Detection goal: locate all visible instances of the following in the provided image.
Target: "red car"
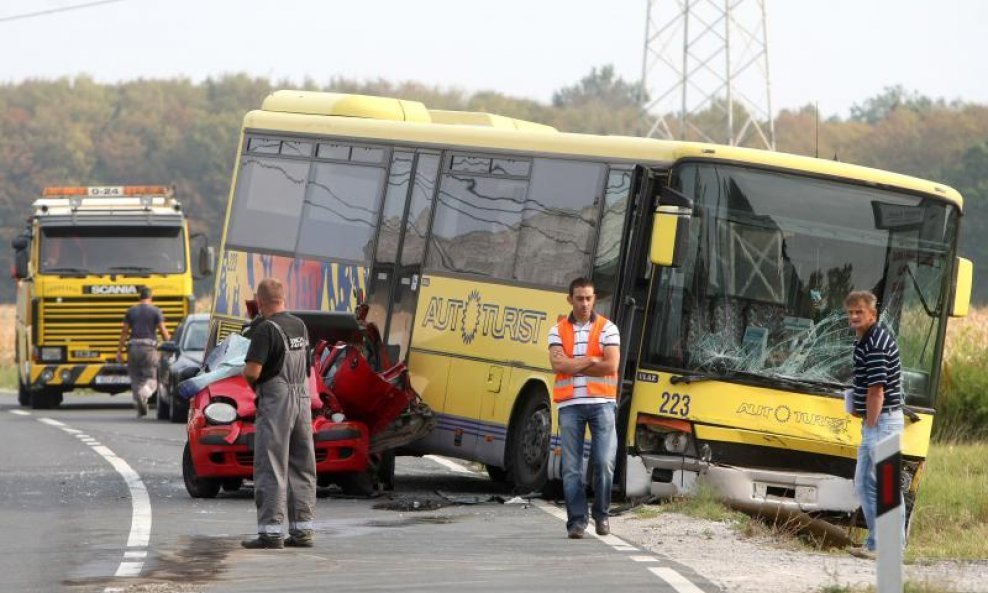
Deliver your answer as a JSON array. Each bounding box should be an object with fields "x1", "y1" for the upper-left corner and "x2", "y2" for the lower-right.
[{"x1": 181, "y1": 310, "x2": 432, "y2": 498}]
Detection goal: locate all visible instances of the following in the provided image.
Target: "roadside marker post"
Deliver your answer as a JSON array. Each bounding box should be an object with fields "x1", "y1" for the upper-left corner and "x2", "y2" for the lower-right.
[{"x1": 875, "y1": 432, "x2": 903, "y2": 593}]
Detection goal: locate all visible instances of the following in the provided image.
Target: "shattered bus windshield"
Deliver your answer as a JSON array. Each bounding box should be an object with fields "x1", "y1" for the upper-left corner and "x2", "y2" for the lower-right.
[{"x1": 644, "y1": 162, "x2": 958, "y2": 406}]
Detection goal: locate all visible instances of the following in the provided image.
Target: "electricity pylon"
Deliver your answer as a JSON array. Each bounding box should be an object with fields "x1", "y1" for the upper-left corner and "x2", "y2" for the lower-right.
[{"x1": 640, "y1": 0, "x2": 775, "y2": 149}]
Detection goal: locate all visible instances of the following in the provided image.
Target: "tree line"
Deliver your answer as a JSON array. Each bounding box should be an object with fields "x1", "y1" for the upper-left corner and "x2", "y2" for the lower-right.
[{"x1": 2, "y1": 69, "x2": 986, "y2": 302}]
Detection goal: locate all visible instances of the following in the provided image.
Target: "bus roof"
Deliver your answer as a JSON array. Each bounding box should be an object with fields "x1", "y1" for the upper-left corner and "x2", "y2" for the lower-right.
[{"x1": 251, "y1": 91, "x2": 963, "y2": 210}]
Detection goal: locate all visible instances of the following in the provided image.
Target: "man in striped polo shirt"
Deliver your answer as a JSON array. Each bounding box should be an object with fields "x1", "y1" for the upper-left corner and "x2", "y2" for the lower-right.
[
  {"x1": 845, "y1": 290, "x2": 904, "y2": 558},
  {"x1": 549, "y1": 277, "x2": 621, "y2": 539}
]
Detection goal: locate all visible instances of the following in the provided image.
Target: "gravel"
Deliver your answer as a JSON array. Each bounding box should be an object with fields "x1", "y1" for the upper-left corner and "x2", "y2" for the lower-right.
[{"x1": 610, "y1": 511, "x2": 988, "y2": 592}]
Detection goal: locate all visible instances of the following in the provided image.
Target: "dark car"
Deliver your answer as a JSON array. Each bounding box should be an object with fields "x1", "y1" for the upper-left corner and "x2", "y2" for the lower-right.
[{"x1": 156, "y1": 313, "x2": 209, "y2": 423}]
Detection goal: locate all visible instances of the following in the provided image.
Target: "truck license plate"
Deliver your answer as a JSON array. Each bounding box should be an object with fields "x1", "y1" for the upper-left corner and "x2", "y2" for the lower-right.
[{"x1": 95, "y1": 375, "x2": 131, "y2": 385}]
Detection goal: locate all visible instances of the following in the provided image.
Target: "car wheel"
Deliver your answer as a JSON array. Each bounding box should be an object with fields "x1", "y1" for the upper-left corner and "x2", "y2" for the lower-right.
[
  {"x1": 221, "y1": 478, "x2": 244, "y2": 493},
  {"x1": 376, "y1": 451, "x2": 396, "y2": 492},
  {"x1": 339, "y1": 470, "x2": 376, "y2": 496},
  {"x1": 30, "y1": 387, "x2": 63, "y2": 410},
  {"x1": 170, "y1": 393, "x2": 189, "y2": 424},
  {"x1": 505, "y1": 392, "x2": 550, "y2": 494},
  {"x1": 182, "y1": 441, "x2": 221, "y2": 498},
  {"x1": 156, "y1": 384, "x2": 171, "y2": 420}
]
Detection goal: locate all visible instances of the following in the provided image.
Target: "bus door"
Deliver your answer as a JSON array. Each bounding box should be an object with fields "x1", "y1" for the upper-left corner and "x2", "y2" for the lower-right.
[
  {"x1": 594, "y1": 165, "x2": 665, "y2": 496},
  {"x1": 367, "y1": 150, "x2": 440, "y2": 364}
]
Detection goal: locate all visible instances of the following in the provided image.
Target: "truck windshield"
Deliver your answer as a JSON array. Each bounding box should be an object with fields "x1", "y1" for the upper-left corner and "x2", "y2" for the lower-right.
[
  {"x1": 40, "y1": 226, "x2": 186, "y2": 275},
  {"x1": 643, "y1": 163, "x2": 958, "y2": 407}
]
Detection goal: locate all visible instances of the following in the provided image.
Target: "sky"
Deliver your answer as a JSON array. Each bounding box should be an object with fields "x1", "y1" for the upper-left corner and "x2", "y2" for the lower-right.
[{"x1": 0, "y1": 0, "x2": 985, "y2": 118}]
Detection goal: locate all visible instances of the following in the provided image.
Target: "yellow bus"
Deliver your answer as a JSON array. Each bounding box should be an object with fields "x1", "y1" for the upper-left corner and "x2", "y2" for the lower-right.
[
  {"x1": 11, "y1": 186, "x2": 214, "y2": 409},
  {"x1": 209, "y1": 90, "x2": 972, "y2": 527}
]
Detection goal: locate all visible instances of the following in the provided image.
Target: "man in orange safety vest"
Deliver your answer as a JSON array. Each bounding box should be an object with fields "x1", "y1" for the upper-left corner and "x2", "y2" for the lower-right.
[{"x1": 548, "y1": 277, "x2": 621, "y2": 539}]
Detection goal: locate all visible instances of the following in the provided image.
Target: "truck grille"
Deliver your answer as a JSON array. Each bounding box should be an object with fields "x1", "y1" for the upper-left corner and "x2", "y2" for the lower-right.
[{"x1": 40, "y1": 296, "x2": 187, "y2": 355}]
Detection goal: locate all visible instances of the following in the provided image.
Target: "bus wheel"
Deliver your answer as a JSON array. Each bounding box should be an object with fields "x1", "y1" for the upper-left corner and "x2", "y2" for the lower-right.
[
  {"x1": 182, "y1": 442, "x2": 220, "y2": 498},
  {"x1": 485, "y1": 464, "x2": 508, "y2": 483},
  {"x1": 30, "y1": 388, "x2": 62, "y2": 410},
  {"x1": 506, "y1": 394, "x2": 550, "y2": 494}
]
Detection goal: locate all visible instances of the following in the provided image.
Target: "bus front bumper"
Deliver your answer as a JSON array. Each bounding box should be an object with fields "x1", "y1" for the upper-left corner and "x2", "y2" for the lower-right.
[{"x1": 629, "y1": 453, "x2": 857, "y2": 513}]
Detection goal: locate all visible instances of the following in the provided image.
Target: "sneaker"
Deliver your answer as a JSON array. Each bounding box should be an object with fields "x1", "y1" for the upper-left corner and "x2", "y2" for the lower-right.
[
  {"x1": 241, "y1": 534, "x2": 284, "y2": 549},
  {"x1": 567, "y1": 526, "x2": 585, "y2": 539},
  {"x1": 285, "y1": 530, "x2": 314, "y2": 548},
  {"x1": 595, "y1": 518, "x2": 610, "y2": 536},
  {"x1": 848, "y1": 546, "x2": 876, "y2": 560}
]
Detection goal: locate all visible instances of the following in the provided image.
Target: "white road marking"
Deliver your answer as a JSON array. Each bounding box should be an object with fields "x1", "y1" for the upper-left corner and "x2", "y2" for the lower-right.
[
  {"x1": 9, "y1": 410, "x2": 31, "y2": 416},
  {"x1": 422, "y1": 456, "x2": 707, "y2": 592},
  {"x1": 32, "y1": 417, "x2": 152, "y2": 583},
  {"x1": 424, "y1": 455, "x2": 475, "y2": 474},
  {"x1": 649, "y1": 567, "x2": 707, "y2": 593}
]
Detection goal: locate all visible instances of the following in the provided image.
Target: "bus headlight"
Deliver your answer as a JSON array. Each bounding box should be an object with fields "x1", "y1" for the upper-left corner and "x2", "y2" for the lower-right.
[
  {"x1": 635, "y1": 413, "x2": 695, "y2": 456},
  {"x1": 663, "y1": 431, "x2": 690, "y2": 454},
  {"x1": 204, "y1": 401, "x2": 238, "y2": 424}
]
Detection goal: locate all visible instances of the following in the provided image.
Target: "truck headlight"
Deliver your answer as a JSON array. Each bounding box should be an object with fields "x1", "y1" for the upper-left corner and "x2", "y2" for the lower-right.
[
  {"x1": 204, "y1": 401, "x2": 237, "y2": 424},
  {"x1": 40, "y1": 347, "x2": 64, "y2": 362}
]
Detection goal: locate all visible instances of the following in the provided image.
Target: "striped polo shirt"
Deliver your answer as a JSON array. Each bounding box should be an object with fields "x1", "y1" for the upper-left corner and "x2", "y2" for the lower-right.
[
  {"x1": 548, "y1": 312, "x2": 621, "y2": 408},
  {"x1": 851, "y1": 323, "x2": 902, "y2": 415}
]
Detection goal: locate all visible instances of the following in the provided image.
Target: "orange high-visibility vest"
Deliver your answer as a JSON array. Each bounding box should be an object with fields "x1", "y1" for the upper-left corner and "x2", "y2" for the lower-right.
[{"x1": 553, "y1": 315, "x2": 618, "y2": 403}]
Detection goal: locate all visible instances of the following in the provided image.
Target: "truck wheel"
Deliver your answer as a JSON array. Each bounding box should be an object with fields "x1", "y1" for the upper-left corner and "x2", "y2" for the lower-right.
[
  {"x1": 182, "y1": 442, "x2": 220, "y2": 498},
  {"x1": 17, "y1": 379, "x2": 30, "y2": 407},
  {"x1": 30, "y1": 388, "x2": 62, "y2": 410},
  {"x1": 505, "y1": 393, "x2": 550, "y2": 494},
  {"x1": 155, "y1": 384, "x2": 171, "y2": 420}
]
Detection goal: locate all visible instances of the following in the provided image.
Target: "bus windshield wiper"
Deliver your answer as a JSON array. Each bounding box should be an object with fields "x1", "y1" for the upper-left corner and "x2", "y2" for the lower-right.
[
  {"x1": 46, "y1": 266, "x2": 90, "y2": 275},
  {"x1": 670, "y1": 371, "x2": 716, "y2": 385}
]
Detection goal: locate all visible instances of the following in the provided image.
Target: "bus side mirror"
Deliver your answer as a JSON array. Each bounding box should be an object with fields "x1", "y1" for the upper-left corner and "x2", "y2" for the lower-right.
[
  {"x1": 649, "y1": 187, "x2": 692, "y2": 267},
  {"x1": 950, "y1": 257, "x2": 973, "y2": 318}
]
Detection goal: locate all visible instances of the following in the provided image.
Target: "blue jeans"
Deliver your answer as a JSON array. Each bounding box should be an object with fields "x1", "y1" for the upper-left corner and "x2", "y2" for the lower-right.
[
  {"x1": 854, "y1": 409, "x2": 905, "y2": 551},
  {"x1": 558, "y1": 402, "x2": 617, "y2": 531}
]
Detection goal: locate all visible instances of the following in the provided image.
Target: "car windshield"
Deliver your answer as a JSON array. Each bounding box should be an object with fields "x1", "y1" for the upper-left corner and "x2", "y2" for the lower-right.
[
  {"x1": 643, "y1": 162, "x2": 958, "y2": 407},
  {"x1": 40, "y1": 225, "x2": 186, "y2": 275},
  {"x1": 182, "y1": 321, "x2": 209, "y2": 351}
]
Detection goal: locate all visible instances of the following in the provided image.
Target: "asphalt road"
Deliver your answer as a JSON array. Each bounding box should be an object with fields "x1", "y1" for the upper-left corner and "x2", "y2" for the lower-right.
[{"x1": 0, "y1": 390, "x2": 720, "y2": 593}]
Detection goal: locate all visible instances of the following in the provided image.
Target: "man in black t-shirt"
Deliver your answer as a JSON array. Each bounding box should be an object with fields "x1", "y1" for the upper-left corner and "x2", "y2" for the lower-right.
[
  {"x1": 116, "y1": 287, "x2": 170, "y2": 418},
  {"x1": 241, "y1": 278, "x2": 317, "y2": 550}
]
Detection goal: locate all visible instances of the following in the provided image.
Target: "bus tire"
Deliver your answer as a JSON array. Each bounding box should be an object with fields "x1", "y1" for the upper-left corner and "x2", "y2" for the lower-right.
[
  {"x1": 30, "y1": 388, "x2": 62, "y2": 410},
  {"x1": 182, "y1": 442, "x2": 220, "y2": 498},
  {"x1": 505, "y1": 391, "x2": 551, "y2": 494}
]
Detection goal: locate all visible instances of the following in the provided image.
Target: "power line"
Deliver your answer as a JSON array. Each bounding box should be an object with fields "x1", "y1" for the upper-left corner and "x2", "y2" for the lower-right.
[{"x1": 0, "y1": 0, "x2": 127, "y2": 24}]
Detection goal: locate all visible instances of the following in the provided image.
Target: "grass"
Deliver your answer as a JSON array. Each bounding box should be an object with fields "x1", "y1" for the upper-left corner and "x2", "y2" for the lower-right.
[{"x1": 907, "y1": 441, "x2": 988, "y2": 561}]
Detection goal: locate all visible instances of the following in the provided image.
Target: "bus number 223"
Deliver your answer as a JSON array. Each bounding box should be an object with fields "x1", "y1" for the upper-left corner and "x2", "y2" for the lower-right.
[{"x1": 660, "y1": 391, "x2": 691, "y2": 417}]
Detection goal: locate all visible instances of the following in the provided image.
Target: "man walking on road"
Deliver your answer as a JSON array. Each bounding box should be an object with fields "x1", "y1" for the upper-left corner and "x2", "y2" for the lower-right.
[
  {"x1": 548, "y1": 277, "x2": 621, "y2": 540},
  {"x1": 845, "y1": 290, "x2": 905, "y2": 559},
  {"x1": 241, "y1": 278, "x2": 317, "y2": 550},
  {"x1": 116, "y1": 287, "x2": 170, "y2": 418}
]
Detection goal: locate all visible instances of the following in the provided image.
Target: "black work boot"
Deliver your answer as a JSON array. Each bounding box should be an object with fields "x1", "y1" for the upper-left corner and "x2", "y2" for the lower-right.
[
  {"x1": 241, "y1": 534, "x2": 284, "y2": 549},
  {"x1": 285, "y1": 529, "x2": 315, "y2": 548}
]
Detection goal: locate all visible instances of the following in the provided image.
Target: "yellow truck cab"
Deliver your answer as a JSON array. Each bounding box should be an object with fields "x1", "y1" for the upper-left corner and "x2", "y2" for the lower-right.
[{"x1": 11, "y1": 186, "x2": 213, "y2": 408}]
